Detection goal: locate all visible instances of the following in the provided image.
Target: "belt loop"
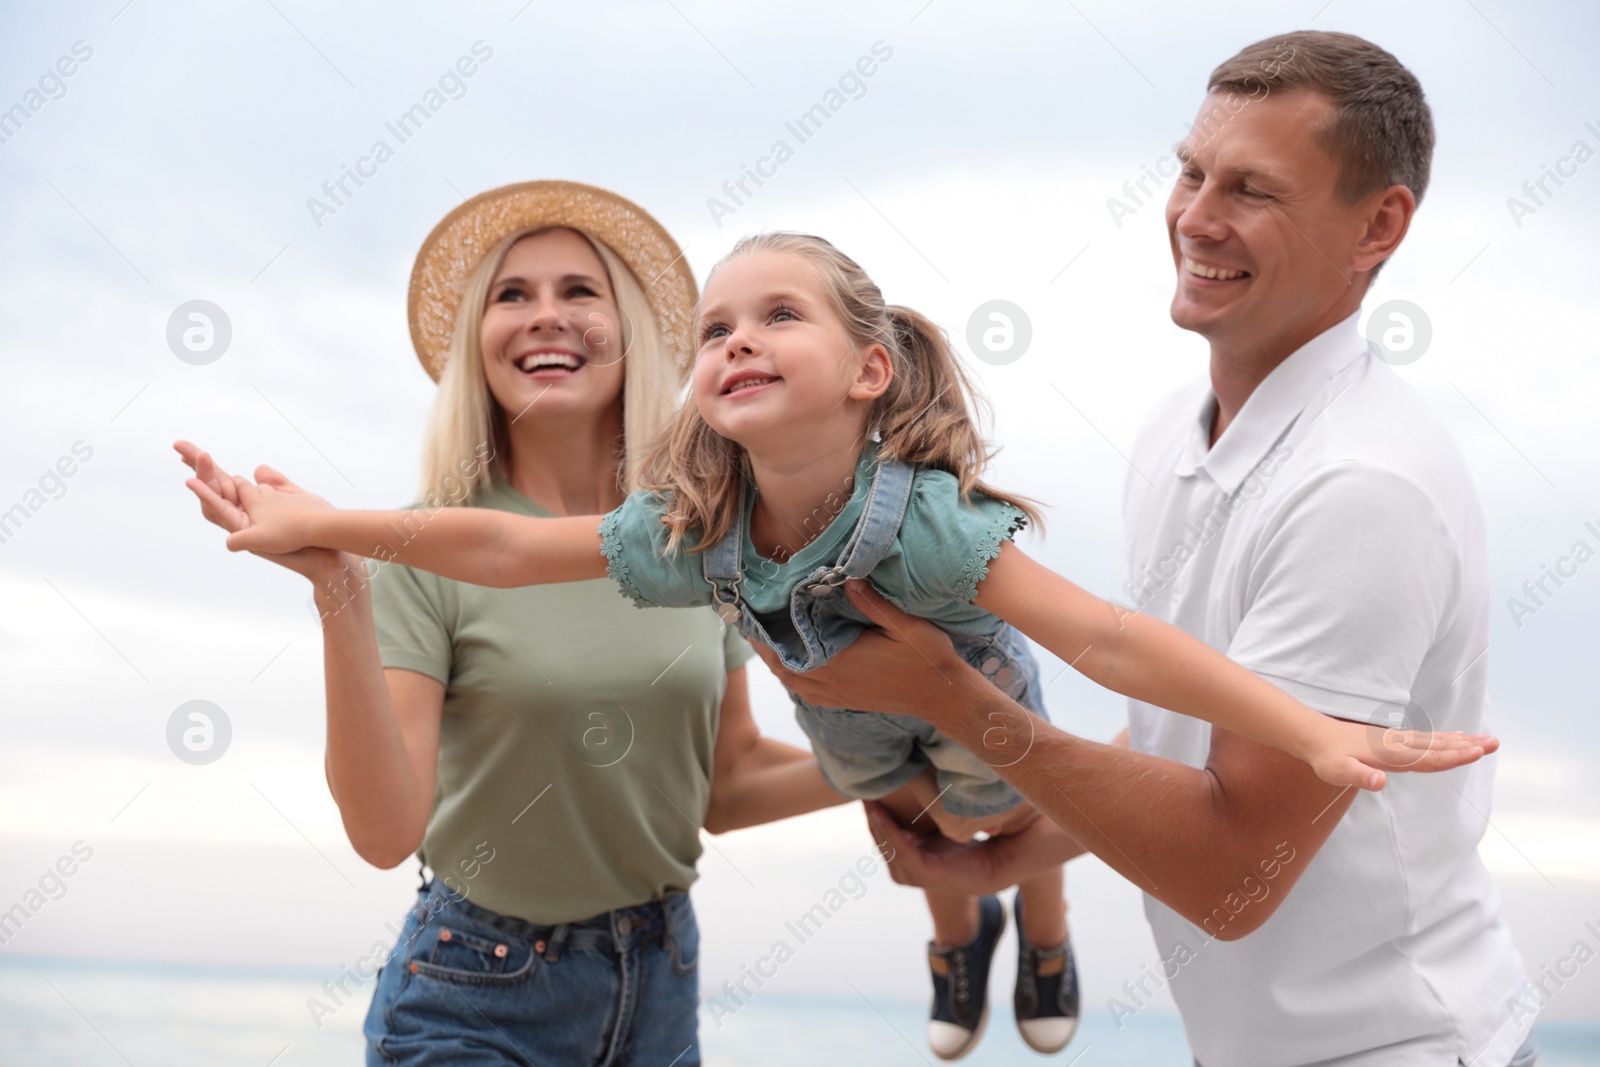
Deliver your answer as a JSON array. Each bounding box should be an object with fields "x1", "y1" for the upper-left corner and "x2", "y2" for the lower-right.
[
  {"x1": 544, "y1": 922, "x2": 570, "y2": 962},
  {"x1": 660, "y1": 892, "x2": 678, "y2": 954}
]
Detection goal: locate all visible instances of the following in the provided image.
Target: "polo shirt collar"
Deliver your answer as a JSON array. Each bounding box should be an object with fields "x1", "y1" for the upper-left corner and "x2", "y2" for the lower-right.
[{"x1": 1174, "y1": 309, "x2": 1368, "y2": 495}]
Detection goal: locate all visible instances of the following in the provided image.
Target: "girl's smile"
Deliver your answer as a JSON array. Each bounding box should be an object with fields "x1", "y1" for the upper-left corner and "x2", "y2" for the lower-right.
[{"x1": 720, "y1": 369, "x2": 783, "y2": 398}]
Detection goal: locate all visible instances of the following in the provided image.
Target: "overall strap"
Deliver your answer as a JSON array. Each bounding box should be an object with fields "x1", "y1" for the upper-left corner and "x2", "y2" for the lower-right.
[
  {"x1": 700, "y1": 482, "x2": 748, "y2": 611},
  {"x1": 698, "y1": 477, "x2": 819, "y2": 669},
  {"x1": 822, "y1": 450, "x2": 916, "y2": 585}
]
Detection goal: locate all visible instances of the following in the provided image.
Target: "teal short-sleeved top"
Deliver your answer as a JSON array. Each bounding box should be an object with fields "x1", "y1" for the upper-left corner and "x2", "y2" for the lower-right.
[{"x1": 597, "y1": 441, "x2": 1029, "y2": 638}]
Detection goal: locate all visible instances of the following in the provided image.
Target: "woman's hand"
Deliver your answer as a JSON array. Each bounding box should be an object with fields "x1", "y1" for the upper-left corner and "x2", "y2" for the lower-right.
[
  {"x1": 1306, "y1": 716, "x2": 1499, "y2": 791},
  {"x1": 175, "y1": 440, "x2": 346, "y2": 583}
]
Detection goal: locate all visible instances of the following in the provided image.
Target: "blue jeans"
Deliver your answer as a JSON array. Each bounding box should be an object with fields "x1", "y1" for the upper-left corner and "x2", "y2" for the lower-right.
[{"x1": 364, "y1": 879, "x2": 701, "y2": 1066}]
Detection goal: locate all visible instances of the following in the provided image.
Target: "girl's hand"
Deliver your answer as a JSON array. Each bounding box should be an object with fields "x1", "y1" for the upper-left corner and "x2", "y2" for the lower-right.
[
  {"x1": 175, "y1": 441, "x2": 341, "y2": 573},
  {"x1": 1308, "y1": 717, "x2": 1499, "y2": 791},
  {"x1": 222, "y1": 479, "x2": 331, "y2": 555}
]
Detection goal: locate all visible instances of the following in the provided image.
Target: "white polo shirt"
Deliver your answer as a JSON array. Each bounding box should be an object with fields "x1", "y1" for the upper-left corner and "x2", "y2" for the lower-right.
[{"x1": 1122, "y1": 310, "x2": 1533, "y2": 1067}]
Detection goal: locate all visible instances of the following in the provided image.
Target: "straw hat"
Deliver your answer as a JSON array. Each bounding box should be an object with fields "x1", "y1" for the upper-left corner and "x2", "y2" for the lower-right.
[{"x1": 407, "y1": 180, "x2": 698, "y2": 382}]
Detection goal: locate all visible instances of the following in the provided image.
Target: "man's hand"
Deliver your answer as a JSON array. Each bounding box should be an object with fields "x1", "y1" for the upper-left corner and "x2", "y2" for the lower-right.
[
  {"x1": 746, "y1": 578, "x2": 976, "y2": 724},
  {"x1": 864, "y1": 800, "x2": 1085, "y2": 896}
]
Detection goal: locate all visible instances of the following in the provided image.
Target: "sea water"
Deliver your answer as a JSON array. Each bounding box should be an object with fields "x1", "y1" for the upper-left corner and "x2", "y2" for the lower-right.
[{"x1": 2, "y1": 956, "x2": 1595, "y2": 1065}]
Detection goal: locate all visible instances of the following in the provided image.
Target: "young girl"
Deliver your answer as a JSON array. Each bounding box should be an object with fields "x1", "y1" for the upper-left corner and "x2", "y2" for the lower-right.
[{"x1": 216, "y1": 233, "x2": 1488, "y2": 1060}]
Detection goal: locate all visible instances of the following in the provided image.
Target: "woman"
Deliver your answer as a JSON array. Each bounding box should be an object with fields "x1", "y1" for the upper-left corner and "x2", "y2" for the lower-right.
[{"x1": 177, "y1": 181, "x2": 844, "y2": 1065}]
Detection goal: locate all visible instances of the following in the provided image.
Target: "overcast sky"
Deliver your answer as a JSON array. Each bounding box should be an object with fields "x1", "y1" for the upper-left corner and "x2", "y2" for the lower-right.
[{"x1": 1, "y1": 0, "x2": 1596, "y2": 1037}]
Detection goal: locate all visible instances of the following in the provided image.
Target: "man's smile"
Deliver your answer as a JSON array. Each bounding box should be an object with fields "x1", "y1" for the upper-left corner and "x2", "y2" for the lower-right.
[{"x1": 1182, "y1": 256, "x2": 1252, "y2": 282}]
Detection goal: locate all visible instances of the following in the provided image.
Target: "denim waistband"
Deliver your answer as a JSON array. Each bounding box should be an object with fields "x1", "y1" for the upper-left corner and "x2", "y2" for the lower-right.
[{"x1": 415, "y1": 879, "x2": 688, "y2": 962}]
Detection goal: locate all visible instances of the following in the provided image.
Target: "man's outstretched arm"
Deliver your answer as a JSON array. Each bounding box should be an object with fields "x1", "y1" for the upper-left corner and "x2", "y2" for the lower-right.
[{"x1": 756, "y1": 579, "x2": 1363, "y2": 940}]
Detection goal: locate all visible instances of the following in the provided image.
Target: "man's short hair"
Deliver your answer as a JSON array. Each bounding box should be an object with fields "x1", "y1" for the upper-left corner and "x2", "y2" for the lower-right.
[{"x1": 1210, "y1": 31, "x2": 1435, "y2": 207}]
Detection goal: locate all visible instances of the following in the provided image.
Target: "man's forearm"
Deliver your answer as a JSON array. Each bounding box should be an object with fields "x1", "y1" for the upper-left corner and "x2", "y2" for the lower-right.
[
  {"x1": 928, "y1": 681, "x2": 1335, "y2": 937},
  {"x1": 784, "y1": 579, "x2": 1349, "y2": 935}
]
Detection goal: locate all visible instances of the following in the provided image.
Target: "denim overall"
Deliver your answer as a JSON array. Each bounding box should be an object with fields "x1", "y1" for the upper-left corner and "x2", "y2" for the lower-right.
[{"x1": 701, "y1": 449, "x2": 1050, "y2": 819}]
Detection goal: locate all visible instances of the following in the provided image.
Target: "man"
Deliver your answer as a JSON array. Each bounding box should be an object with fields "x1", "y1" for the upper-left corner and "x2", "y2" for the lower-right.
[{"x1": 753, "y1": 30, "x2": 1536, "y2": 1067}]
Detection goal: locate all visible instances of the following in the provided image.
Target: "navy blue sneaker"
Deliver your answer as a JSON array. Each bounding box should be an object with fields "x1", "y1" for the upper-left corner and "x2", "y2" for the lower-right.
[
  {"x1": 926, "y1": 895, "x2": 1005, "y2": 1060},
  {"x1": 1012, "y1": 894, "x2": 1080, "y2": 1053}
]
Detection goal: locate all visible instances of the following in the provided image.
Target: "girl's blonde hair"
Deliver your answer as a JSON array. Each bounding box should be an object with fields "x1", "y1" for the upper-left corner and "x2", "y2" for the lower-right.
[
  {"x1": 417, "y1": 225, "x2": 681, "y2": 507},
  {"x1": 641, "y1": 232, "x2": 1045, "y2": 555}
]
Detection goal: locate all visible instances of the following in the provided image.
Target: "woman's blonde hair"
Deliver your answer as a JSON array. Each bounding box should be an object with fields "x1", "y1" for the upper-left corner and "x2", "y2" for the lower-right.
[
  {"x1": 416, "y1": 225, "x2": 681, "y2": 507},
  {"x1": 641, "y1": 232, "x2": 1044, "y2": 555}
]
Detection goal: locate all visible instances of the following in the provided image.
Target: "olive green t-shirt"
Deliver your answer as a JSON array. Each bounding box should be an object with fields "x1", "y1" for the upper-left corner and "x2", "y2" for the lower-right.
[{"x1": 370, "y1": 477, "x2": 754, "y2": 925}]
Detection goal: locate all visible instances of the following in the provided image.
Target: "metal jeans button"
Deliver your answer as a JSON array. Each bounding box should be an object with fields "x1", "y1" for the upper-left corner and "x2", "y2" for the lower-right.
[{"x1": 617, "y1": 916, "x2": 632, "y2": 936}]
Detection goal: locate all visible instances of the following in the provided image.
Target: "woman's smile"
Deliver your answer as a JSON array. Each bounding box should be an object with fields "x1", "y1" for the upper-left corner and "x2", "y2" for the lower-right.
[{"x1": 512, "y1": 345, "x2": 589, "y2": 379}]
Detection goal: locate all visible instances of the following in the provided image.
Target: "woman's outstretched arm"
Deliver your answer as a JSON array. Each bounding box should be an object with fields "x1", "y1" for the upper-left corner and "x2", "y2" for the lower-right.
[
  {"x1": 225, "y1": 477, "x2": 608, "y2": 588},
  {"x1": 973, "y1": 542, "x2": 1490, "y2": 791},
  {"x1": 178, "y1": 443, "x2": 441, "y2": 867}
]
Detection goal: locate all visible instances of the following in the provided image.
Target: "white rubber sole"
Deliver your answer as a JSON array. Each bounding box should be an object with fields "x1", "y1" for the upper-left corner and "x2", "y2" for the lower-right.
[
  {"x1": 1018, "y1": 1012, "x2": 1080, "y2": 1055},
  {"x1": 928, "y1": 1004, "x2": 989, "y2": 1062}
]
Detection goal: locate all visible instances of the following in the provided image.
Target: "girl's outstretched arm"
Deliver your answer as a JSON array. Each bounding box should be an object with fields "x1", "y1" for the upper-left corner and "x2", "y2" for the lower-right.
[
  {"x1": 225, "y1": 478, "x2": 607, "y2": 588},
  {"x1": 973, "y1": 542, "x2": 1490, "y2": 791}
]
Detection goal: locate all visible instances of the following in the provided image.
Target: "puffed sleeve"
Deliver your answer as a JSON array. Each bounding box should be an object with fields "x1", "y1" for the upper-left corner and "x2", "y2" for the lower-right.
[
  {"x1": 597, "y1": 489, "x2": 715, "y2": 609},
  {"x1": 898, "y1": 468, "x2": 1030, "y2": 605}
]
